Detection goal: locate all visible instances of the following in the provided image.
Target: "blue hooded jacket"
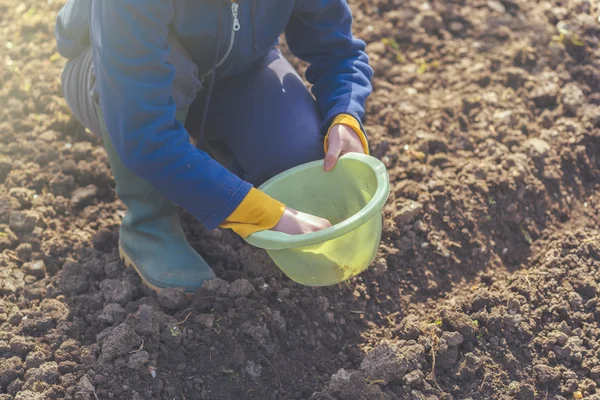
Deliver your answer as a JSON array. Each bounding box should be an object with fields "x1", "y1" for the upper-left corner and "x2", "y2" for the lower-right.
[{"x1": 55, "y1": 0, "x2": 373, "y2": 230}]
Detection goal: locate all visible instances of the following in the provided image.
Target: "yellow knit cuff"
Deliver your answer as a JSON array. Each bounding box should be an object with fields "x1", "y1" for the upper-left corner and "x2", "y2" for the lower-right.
[
  {"x1": 324, "y1": 114, "x2": 369, "y2": 155},
  {"x1": 219, "y1": 188, "x2": 286, "y2": 238}
]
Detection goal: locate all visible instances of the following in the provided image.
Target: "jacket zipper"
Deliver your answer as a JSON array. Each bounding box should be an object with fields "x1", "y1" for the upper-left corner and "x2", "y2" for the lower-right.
[{"x1": 201, "y1": 1, "x2": 240, "y2": 80}]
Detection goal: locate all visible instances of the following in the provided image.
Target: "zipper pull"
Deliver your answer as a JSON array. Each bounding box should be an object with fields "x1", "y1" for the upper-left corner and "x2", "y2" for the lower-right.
[{"x1": 231, "y1": 2, "x2": 241, "y2": 31}]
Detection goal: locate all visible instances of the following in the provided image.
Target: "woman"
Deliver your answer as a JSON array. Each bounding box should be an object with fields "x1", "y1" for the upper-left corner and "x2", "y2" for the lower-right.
[{"x1": 55, "y1": 0, "x2": 373, "y2": 292}]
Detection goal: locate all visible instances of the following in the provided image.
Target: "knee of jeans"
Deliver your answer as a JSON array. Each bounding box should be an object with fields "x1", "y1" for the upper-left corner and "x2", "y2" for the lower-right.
[{"x1": 245, "y1": 140, "x2": 324, "y2": 187}]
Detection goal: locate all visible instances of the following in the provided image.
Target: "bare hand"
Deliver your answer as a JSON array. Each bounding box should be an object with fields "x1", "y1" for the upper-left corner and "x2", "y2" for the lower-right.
[
  {"x1": 323, "y1": 124, "x2": 365, "y2": 172},
  {"x1": 271, "y1": 207, "x2": 332, "y2": 235}
]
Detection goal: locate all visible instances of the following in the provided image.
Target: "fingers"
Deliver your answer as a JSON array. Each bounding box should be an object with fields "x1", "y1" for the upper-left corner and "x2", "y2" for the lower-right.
[
  {"x1": 324, "y1": 132, "x2": 343, "y2": 172},
  {"x1": 271, "y1": 207, "x2": 332, "y2": 235}
]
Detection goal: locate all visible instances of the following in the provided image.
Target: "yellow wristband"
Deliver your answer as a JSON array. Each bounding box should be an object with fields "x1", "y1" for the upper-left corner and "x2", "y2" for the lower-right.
[
  {"x1": 219, "y1": 188, "x2": 285, "y2": 238},
  {"x1": 324, "y1": 114, "x2": 369, "y2": 155}
]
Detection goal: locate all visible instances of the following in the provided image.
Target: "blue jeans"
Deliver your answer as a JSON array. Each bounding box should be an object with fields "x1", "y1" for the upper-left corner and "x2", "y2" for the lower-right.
[{"x1": 61, "y1": 45, "x2": 324, "y2": 187}]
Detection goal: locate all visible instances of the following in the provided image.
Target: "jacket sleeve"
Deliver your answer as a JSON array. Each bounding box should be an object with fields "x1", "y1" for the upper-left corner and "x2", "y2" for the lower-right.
[
  {"x1": 90, "y1": 0, "x2": 252, "y2": 229},
  {"x1": 55, "y1": 0, "x2": 91, "y2": 59},
  {"x1": 285, "y1": 0, "x2": 373, "y2": 136}
]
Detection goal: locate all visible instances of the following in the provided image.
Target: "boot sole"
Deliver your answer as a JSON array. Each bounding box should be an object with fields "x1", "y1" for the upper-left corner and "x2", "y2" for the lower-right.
[
  {"x1": 119, "y1": 245, "x2": 164, "y2": 294},
  {"x1": 119, "y1": 245, "x2": 195, "y2": 298},
  {"x1": 119, "y1": 245, "x2": 199, "y2": 299}
]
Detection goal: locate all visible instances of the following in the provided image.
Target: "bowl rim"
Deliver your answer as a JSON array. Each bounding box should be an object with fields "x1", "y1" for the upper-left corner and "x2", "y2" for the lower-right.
[{"x1": 243, "y1": 153, "x2": 390, "y2": 251}]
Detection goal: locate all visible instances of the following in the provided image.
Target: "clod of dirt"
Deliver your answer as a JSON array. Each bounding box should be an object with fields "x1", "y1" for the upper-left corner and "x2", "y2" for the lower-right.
[
  {"x1": 228, "y1": 278, "x2": 255, "y2": 298},
  {"x1": 487, "y1": 0, "x2": 506, "y2": 13},
  {"x1": 0, "y1": 356, "x2": 24, "y2": 390},
  {"x1": 312, "y1": 368, "x2": 391, "y2": 400},
  {"x1": 100, "y1": 323, "x2": 142, "y2": 361},
  {"x1": 103, "y1": 260, "x2": 122, "y2": 279},
  {"x1": 8, "y1": 210, "x2": 39, "y2": 233},
  {"x1": 572, "y1": 277, "x2": 599, "y2": 297},
  {"x1": 22, "y1": 260, "x2": 45, "y2": 278},
  {"x1": 241, "y1": 323, "x2": 274, "y2": 354},
  {"x1": 417, "y1": 11, "x2": 443, "y2": 34},
  {"x1": 49, "y1": 173, "x2": 75, "y2": 197},
  {"x1": 23, "y1": 361, "x2": 59, "y2": 387},
  {"x1": 441, "y1": 331, "x2": 464, "y2": 347},
  {"x1": 436, "y1": 340, "x2": 459, "y2": 369},
  {"x1": 243, "y1": 361, "x2": 262, "y2": 382},
  {"x1": 397, "y1": 314, "x2": 421, "y2": 340},
  {"x1": 15, "y1": 243, "x2": 32, "y2": 261},
  {"x1": 160, "y1": 321, "x2": 183, "y2": 349},
  {"x1": 14, "y1": 390, "x2": 45, "y2": 400},
  {"x1": 0, "y1": 157, "x2": 12, "y2": 183},
  {"x1": 416, "y1": 131, "x2": 449, "y2": 154},
  {"x1": 25, "y1": 351, "x2": 46, "y2": 369},
  {"x1": 9, "y1": 336, "x2": 35, "y2": 357},
  {"x1": 451, "y1": 353, "x2": 483, "y2": 380},
  {"x1": 7, "y1": 379, "x2": 23, "y2": 396},
  {"x1": 129, "y1": 305, "x2": 160, "y2": 336},
  {"x1": 534, "y1": 364, "x2": 561, "y2": 388},
  {"x1": 200, "y1": 278, "x2": 230, "y2": 296},
  {"x1": 509, "y1": 381, "x2": 536, "y2": 399},
  {"x1": 76, "y1": 376, "x2": 96, "y2": 398},
  {"x1": 99, "y1": 278, "x2": 135, "y2": 306},
  {"x1": 530, "y1": 82, "x2": 559, "y2": 108},
  {"x1": 441, "y1": 310, "x2": 478, "y2": 341},
  {"x1": 394, "y1": 201, "x2": 423, "y2": 225},
  {"x1": 127, "y1": 350, "x2": 150, "y2": 370},
  {"x1": 561, "y1": 83, "x2": 586, "y2": 115},
  {"x1": 193, "y1": 313, "x2": 215, "y2": 329},
  {"x1": 523, "y1": 138, "x2": 550, "y2": 158},
  {"x1": 0, "y1": 225, "x2": 18, "y2": 251},
  {"x1": 403, "y1": 369, "x2": 424, "y2": 387},
  {"x1": 70, "y1": 184, "x2": 99, "y2": 208},
  {"x1": 158, "y1": 287, "x2": 189, "y2": 312},
  {"x1": 98, "y1": 303, "x2": 126, "y2": 325},
  {"x1": 359, "y1": 341, "x2": 425, "y2": 384},
  {"x1": 58, "y1": 261, "x2": 90, "y2": 295}
]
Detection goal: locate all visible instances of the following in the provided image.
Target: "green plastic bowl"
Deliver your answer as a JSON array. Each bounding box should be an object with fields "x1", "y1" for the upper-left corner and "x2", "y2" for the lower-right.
[{"x1": 244, "y1": 153, "x2": 390, "y2": 286}]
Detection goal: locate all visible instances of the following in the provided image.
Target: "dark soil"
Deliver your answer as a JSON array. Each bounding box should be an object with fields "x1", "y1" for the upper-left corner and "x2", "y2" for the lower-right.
[{"x1": 1, "y1": 0, "x2": 599, "y2": 399}]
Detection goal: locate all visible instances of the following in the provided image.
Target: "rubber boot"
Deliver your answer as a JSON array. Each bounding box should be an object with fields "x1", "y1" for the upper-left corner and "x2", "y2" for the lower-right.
[{"x1": 96, "y1": 105, "x2": 216, "y2": 293}]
